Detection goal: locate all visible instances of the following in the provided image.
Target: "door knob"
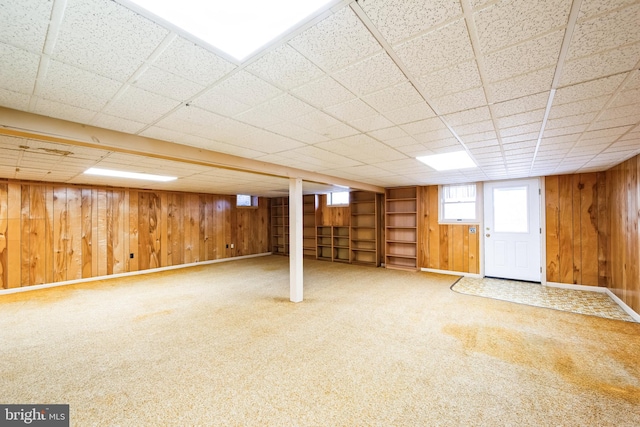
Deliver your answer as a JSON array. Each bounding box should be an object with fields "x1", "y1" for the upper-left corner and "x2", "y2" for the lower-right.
[{"x1": 486, "y1": 233, "x2": 490, "y2": 237}]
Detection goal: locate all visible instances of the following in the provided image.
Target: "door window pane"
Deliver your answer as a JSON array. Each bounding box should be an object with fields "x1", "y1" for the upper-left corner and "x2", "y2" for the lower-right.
[{"x1": 493, "y1": 187, "x2": 528, "y2": 232}]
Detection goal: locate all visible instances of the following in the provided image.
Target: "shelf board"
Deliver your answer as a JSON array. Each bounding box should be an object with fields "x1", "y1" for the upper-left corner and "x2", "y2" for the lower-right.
[
  {"x1": 386, "y1": 197, "x2": 416, "y2": 202},
  {"x1": 386, "y1": 253, "x2": 417, "y2": 259},
  {"x1": 351, "y1": 248, "x2": 376, "y2": 253},
  {"x1": 385, "y1": 226, "x2": 417, "y2": 229},
  {"x1": 386, "y1": 211, "x2": 417, "y2": 215}
]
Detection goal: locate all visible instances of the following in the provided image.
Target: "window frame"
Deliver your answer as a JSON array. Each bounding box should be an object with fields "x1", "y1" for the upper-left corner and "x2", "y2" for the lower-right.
[
  {"x1": 236, "y1": 194, "x2": 259, "y2": 208},
  {"x1": 326, "y1": 191, "x2": 350, "y2": 207},
  {"x1": 438, "y1": 183, "x2": 483, "y2": 225}
]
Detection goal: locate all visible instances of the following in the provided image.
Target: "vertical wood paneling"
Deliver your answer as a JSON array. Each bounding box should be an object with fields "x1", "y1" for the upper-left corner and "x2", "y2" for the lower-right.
[
  {"x1": 44, "y1": 186, "x2": 53, "y2": 284},
  {"x1": 427, "y1": 187, "x2": 439, "y2": 269},
  {"x1": 160, "y1": 193, "x2": 168, "y2": 267},
  {"x1": 28, "y1": 185, "x2": 47, "y2": 286},
  {"x1": 580, "y1": 173, "x2": 598, "y2": 286},
  {"x1": 545, "y1": 176, "x2": 560, "y2": 282},
  {"x1": 205, "y1": 195, "x2": 214, "y2": 260},
  {"x1": 558, "y1": 176, "x2": 574, "y2": 283},
  {"x1": 190, "y1": 194, "x2": 200, "y2": 262},
  {"x1": 438, "y1": 225, "x2": 449, "y2": 270},
  {"x1": 123, "y1": 191, "x2": 130, "y2": 273},
  {"x1": 571, "y1": 175, "x2": 582, "y2": 284},
  {"x1": 21, "y1": 185, "x2": 30, "y2": 286},
  {"x1": 199, "y1": 195, "x2": 207, "y2": 262},
  {"x1": 97, "y1": 189, "x2": 107, "y2": 277},
  {"x1": 0, "y1": 184, "x2": 7, "y2": 289},
  {"x1": 52, "y1": 187, "x2": 67, "y2": 283},
  {"x1": 82, "y1": 188, "x2": 93, "y2": 277},
  {"x1": 468, "y1": 225, "x2": 478, "y2": 274},
  {"x1": 7, "y1": 183, "x2": 21, "y2": 288},
  {"x1": 67, "y1": 187, "x2": 82, "y2": 280},
  {"x1": 90, "y1": 189, "x2": 98, "y2": 277},
  {"x1": 597, "y1": 172, "x2": 609, "y2": 287},
  {"x1": 129, "y1": 190, "x2": 139, "y2": 272}
]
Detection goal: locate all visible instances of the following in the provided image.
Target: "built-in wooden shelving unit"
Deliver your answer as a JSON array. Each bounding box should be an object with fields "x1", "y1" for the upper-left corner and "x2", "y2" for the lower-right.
[
  {"x1": 316, "y1": 226, "x2": 351, "y2": 263},
  {"x1": 303, "y1": 194, "x2": 317, "y2": 258},
  {"x1": 350, "y1": 191, "x2": 381, "y2": 267},
  {"x1": 385, "y1": 187, "x2": 418, "y2": 271},
  {"x1": 270, "y1": 197, "x2": 289, "y2": 255}
]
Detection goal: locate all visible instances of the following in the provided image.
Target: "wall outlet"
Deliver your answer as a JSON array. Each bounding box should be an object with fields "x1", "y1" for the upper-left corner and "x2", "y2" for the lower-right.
[
  {"x1": 230, "y1": 243, "x2": 234, "y2": 249},
  {"x1": 226, "y1": 244, "x2": 229, "y2": 248},
  {"x1": 129, "y1": 253, "x2": 134, "y2": 258}
]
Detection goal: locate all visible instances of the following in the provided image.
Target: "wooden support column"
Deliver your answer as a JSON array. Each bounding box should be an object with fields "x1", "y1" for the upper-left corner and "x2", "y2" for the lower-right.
[{"x1": 289, "y1": 178, "x2": 303, "y2": 303}]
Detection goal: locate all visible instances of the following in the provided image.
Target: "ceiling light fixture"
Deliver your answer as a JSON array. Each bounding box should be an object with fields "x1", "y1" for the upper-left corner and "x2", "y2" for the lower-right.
[
  {"x1": 416, "y1": 151, "x2": 477, "y2": 171},
  {"x1": 122, "y1": 0, "x2": 335, "y2": 61},
  {"x1": 84, "y1": 168, "x2": 177, "y2": 182}
]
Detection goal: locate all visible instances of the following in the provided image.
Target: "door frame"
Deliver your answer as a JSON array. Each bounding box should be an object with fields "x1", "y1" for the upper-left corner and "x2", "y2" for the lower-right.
[{"x1": 480, "y1": 177, "x2": 546, "y2": 283}]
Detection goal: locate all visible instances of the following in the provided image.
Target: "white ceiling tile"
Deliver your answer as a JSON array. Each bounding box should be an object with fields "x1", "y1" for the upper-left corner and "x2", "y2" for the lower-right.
[
  {"x1": 624, "y1": 72, "x2": 640, "y2": 89},
  {"x1": 497, "y1": 109, "x2": 546, "y2": 128},
  {"x1": 0, "y1": 0, "x2": 52, "y2": 53},
  {"x1": 461, "y1": 130, "x2": 498, "y2": 143},
  {"x1": 546, "y1": 112, "x2": 597, "y2": 129},
  {"x1": 235, "y1": 108, "x2": 283, "y2": 129},
  {"x1": 256, "y1": 94, "x2": 317, "y2": 120},
  {"x1": 611, "y1": 87, "x2": 640, "y2": 108},
  {"x1": 266, "y1": 122, "x2": 328, "y2": 144},
  {"x1": 501, "y1": 131, "x2": 540, "y2": 144},
  {"x1": 91, "y1": 113, "x2": 146, "y2": 134},
  {"x1": 549, "y1": 95, "x2": 609, "y2": 118},
  {"x1": 242, "y1": 129, "x2": 306, "y2": 154},
  {"x1": 401, "y1": 117, "x2": 447, "y2": 135},
  {"x1": 54, "y1": 0, "x2": 169, "y2": 81},
  {"x1": 598, "y1": 103, "x2": 640, "y2": 122},
  {"x1": 33, "y1": 98, "x2": 97, "y2": 124},
  {"x1": 383, "y1": 102, "x2": 436, "y2": 125},
  {"x1": 322, "y1": 122, "x2": 360, "y2": 139},
  {"x1": 413, "y1": 130, "x2": 458, "y2": 145},
  {"x1": 333, "y1": 52, "x2": 406, "y2": 96},
  {"x1": 288, "y1": 7, "x2": 381, "y2": 72},
  {"x1": 315, "y1": 134, "x2": 406, "y2": 163},
  {"x1": 288, "y1": 146, "x2": 362, "y2": 169},
  {"x1": 491, "y1": 92, "x2": 549, "y2": 118},
  {"x1": 554, "y1": 74, "x2": 627, "y2": 104},
  {"x1": 591, "y1": 116, "x2": 638, "y2": 132},
  {"x1": 582, "y1": 126, "x2": 632, "y2": 141},
  {"x1": 381, "y1": 135, "x2": 421, "y2": 147},
  {"x1": 294, "y1": 110, "x2": 341, "y2": 133},
  {"x1": 132, "y1": 66, "x2": 205, "y2": 101},
  {"x1": 368, "y1": 126, "x2": 410, "y2": 141},
  {"x1": 395, "y1": 19, "x2": 474, "y2": 76},
  {"x1": 430, "y1": 86, "x2": 487, "y2": 114},
  {"x1": 543, "y1": 124, "x2": 590, "y2": 137},
  {"x1": 349, "y1": 114, "x2": 395, "y2": 132},
  {"x1": 103, "y1": 86, "x2": 181, "y2": 123},
  {"x1": 567, "y1": 4, "x2": 640, "y2": 59},
  {"x1": 417, "y1": 60, "x2": 482, "y2": 99},
  {"x1": 153, "y1": 36, "x2": 236, "y2": 86},
  {"x1": 455, "y1": 120, "x2": 496, "y2": 136},
  {"x1": 192, "y1": 90, "x2": 251, "y2": 117},
  {"x1": 560, "y1": 42, "x2": 640, "y2": 86},
  {"x1": 0, "y1": 88, "x2": 30, "y2": 111},
  {"x1": 39, "y1": 60, "x2": 122, "y2": 111},
  {"x1": 490, "y1": 66, "x2": 555, "y2": 103},
  {"x1": 246, "y1": 44, "x2": 324, "y2": 90},
  {"x1": 483, "y1": 31, "x2": 564, "y2": 82},
  {"x1": 324, "y1": 99, "x2": 378, "y2": 122},
  {"x1": 292, "y1": 76, "x2": 355, "y2": 108},
  {"x1": 500, "y1": 123, "x2": 541, "y2": 137},
  {"x1": 444, "y1": 106, "x2": 492, "y2": 126},
  {"x1": 475, "y1": 0, "x2": 572, "y2": 54},
  {"x1": 209, "y1": 71, "x2": 282, "y2": 107},
  {"x1": 359, "y1": 0, "x2": 463, "y2": 44},
  {"x1": 542, "y1": 134, "x2": 582, "y2": 146},
  {"x1": 0, "y1": 43, "x2": 39, "y2": 94},
  {"x1": 362, "y1": 81, "x2": 424, "y2": 112}
]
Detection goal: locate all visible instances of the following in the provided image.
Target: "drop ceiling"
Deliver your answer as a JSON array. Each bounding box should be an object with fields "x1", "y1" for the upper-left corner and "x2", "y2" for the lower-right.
[{"x1": 0, "y1": 0, "x2": 638, "y2": 196}]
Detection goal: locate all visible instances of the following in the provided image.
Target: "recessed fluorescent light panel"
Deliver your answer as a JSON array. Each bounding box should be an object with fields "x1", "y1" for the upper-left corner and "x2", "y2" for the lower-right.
[
  {"x1": 124, "y1": 0, "x2": 335, "y2": 61},
  {"x1": 84, "y1": 168, "x2": 177, "y2": 182},
  {"x1": 416, "y1": 151, "x2": 477, "y2": 171}
]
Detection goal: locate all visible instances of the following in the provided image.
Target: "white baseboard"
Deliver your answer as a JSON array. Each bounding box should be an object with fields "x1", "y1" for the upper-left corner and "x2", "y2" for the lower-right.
[
  {"x1": 421, "y1": 268, "x2": 483, "y2": 279},
  {"x1": 546, "y1": 281, "x2": 640, "y2": 322},
  {"x1": 0, "y1": 252, "x2": 273, "y2": 296}
]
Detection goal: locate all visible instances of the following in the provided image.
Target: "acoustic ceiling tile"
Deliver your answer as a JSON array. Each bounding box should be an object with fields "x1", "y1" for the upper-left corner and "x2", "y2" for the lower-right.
[
  {"x1": 543, "y1": 124, "x2": 590, "y2": 137},
  {"x1": 103, "y1": 86, "x2": 181, "y2": 124},
  {"x1": 491, "y1": 92, "x2": 550, "y2": 118},
  {"x1": 359, "y1": 0, "x2": 462, "y2": 44},
  {"x1": 33, "y1": 98, "x2": 97, "y2": 124},
  {"x1": 368, "y1": 126, "x2": 411, "y2": 141},
  {"x1": 591, "y1": 116, "x2": 638, "y2": 133},
  {"x1": 246, "y1": 44, "x2": 324, "y2": 90},
  {"x1": 444, "y1": 106, "x2": 491, "y2": 126},
  {"x1": 460, "y1": 130, "x2": 498, "y2": 143},
  {"x1": 362, "y1": 81, "x2": 424, "y2": 113},
  {"x1": 499, "y1": 123, "x2": 541, "y2": 138},
  {"x1": 333, "y1": 52, "x2": 406, "y2": 96},
  {"x1": 560, "y1": 43, "x2": 640, "y2": 86},
  {"x1": 349, "y1": 114, "x2": 395, "y2": 133},
  {"x1": 266, "y1": 122, "x2": 328, "y2": 144},
  {"x1": 256, "y1": 94, "x2": 318, "y2": 121},
  {"x1": 554, "y1": 74, "x2": 627, "y2": 105},
  {"x1": 140, "y1": 126, "x2": 194, "y2": 145},
  {"x1": 0, "y1": 88, "x2": 30, "y2": 111},
  {"x1": 192, "y1": 90, "x2": 251, "y2": 118},
  {"x1": 582, "y1": 126, "x2": 632, "y2": 141},
  {"x1": 474, "y1": 0, "x2": 572, "y2": 54},
  {"x1": 292, "y1": 76, "x2": 355, "y2": 108},
  {"x1": 416, "y1": 60, "x2": 482, "y2": 99},
  {"x1": 289, "y1": 146, "x2": 363, "y2": 169},
  {"x1": 497, "y1": 109, "x2": 546, "y2": 128},
  {"x1": 91, "y1": 113, "x2": 146, "y2": 134},
  {"x1": 212, "y1": 71, "x2": 283, "y2": 108},
  {"x1": 321, "y1": 122, "x2": 360, "y2": 140},
  {"x1": 597, "y1": 103, "x2": 640, "y2": 122},
  {"x1": 132, "y1": 66, "x2": 205, "y2": 101},
  {"x1": 0, "y1": 0, "x2": 52, "y2": 53},
  {"x1": 0, "y1": 43, "x2": 39, "y2": 94},
  {"x1": 567, "y1": 4, "x2": 640, "y2": 59},
  {"x1": 153, "y1": 36, "x2": 235, "y2": 86},
  {"x1": 288, "y1": 7, "x2": 381, "y2": 73},
  {"x1": 412, "y1": 128, "x2": 457, "y2": 144},
  {"x1": 54, "y1": 0, "x2": 168, "y2": 81},
  {"x1": 325, "y1": 98, "x2": 378, "y2": 122},
  {"x1": 483, "y1": 31, "x2": 564, "y2": 83},
  {"x1": 395, "y1": 19, "x2": 474, "y2": 76},
  {"x1": 545, "y1": 112, "x2": 597, "y2": 130},
  {"x1": 450, "y1": 120, "x2": 495, "y2": 136},
  {"x1": 501, "y1": 131, "x2": 540, "y2": 144},
  {"x1": 400, "y1": 117, "x2": 446, "y2": 135},
  {"x1": 235, "y1": 108, "x2": 283, "y2": 129},
  {"x1": 611, "y1": 87, "x2": 640, "y2": 108},
  {"x1": 490, "y1": 66, "x2": 555, "y2": 103},
  {"x1": 39, "y1": 60, "x2": 122, "y2": 111},
  {"x1": 430, "y1": 86, "x2": 487, "y2": 115},
  {"x1": 243, "y1": 129, "x2": 306, "y2": 154},
  {"x1": 383, "y1": 102, "x2": 437, "y2": 125},
  {"x1": 549, "y1": 95, "x2": 609, "y2": 119}
]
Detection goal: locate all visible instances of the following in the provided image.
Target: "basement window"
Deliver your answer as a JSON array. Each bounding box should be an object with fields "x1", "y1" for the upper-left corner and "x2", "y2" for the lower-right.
[
  {"x1": 439, "y1": 183, "x2": 481, "y2": 224},
  {"x1": 327, "y1": 191, "x2": 349, "y2": 207},
  {"x1": 237, "y1": 194, "x2": 258, "y2": 208}
]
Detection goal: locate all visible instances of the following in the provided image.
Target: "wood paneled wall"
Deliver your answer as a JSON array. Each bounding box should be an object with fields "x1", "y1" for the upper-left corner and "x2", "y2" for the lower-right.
[
  {"x1": 0, "y1": 180, "x2": 270, "y2": 289},
  {"x1": 417, "y1": 186, "x2": 480, "y2": 274},
  {"x1": 545, "y1": 173, "x2": 607, "y2": 287},
  {"x1": 316, "y1": 194, "x2": 350, "y2": 226},
  {"x1": 605, "y1": 155, "x2": 640, "y2": 313}
]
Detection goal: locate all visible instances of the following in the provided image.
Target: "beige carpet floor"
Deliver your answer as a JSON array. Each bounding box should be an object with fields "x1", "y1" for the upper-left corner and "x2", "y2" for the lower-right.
[{"x1": 1, "y1": 255, "x2": 639, "y2": 426}]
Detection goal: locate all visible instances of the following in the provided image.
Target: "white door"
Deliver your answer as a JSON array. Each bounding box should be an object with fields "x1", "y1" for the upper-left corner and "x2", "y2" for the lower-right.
[{"x1": 484, "y1": 178, "x2": 541, "y2": 282}]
